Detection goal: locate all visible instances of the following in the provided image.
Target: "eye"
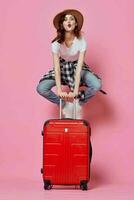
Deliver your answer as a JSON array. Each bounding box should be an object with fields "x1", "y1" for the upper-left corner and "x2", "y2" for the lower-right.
[
  {"x1": 70, "y1": 17, "x2": 75, "y2": 21},
  {"x1": 64, "y1": 17, "x2": 67, "y2": 21},
  {"x1": 64, "y1": 15, "x2": 75, "y2": 22}
]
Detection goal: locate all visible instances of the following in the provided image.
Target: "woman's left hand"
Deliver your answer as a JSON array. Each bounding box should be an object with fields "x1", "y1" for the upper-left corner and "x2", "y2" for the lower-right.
[{"x1": 67, "y1": 91, "x2": 78, "y2": 101}]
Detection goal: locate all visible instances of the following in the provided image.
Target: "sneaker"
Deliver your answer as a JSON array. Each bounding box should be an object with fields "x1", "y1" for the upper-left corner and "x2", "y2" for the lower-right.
[
  {"x1": 62, "y1": 100, "x2": 83, "y2": 119},
  {"x1": 75, "y1": 99, "x2": 83, "y2": 119},
  {"x1": 62, "y1": 102, "x2": 73, "y2": 118}
]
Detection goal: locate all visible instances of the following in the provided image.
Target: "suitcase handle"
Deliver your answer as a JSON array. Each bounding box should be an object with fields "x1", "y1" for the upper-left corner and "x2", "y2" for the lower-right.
[{"x1": 59, "y1": 98, "x2": 77, "y2": 119}]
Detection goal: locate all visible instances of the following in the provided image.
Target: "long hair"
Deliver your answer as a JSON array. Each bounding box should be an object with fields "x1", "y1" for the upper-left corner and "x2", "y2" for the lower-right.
[{"x1": 52, "y1": 14, "x2": 81, "y2": 43}]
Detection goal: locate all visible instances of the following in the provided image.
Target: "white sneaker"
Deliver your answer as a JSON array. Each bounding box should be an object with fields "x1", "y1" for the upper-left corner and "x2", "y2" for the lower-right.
[
  {"x1": 75, "y1": 99, "x2": 83, "y2": 119},
  {"x1": 62, "y1": 100, "x2": 83, "y2": 119},
  {"x1": 62, "y1": 102, "x2": 73, "y2": 118}
]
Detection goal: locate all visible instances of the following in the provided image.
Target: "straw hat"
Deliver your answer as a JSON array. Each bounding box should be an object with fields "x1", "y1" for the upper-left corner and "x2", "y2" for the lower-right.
[{"x1": 53, "y1": 9, "x2": 84, "y2": 31}]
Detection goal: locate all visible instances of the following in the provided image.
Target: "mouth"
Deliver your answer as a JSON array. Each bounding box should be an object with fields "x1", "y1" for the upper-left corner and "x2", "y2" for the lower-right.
[{"x1": 68, "y1": 24, "x2": 71, "y2": 28}]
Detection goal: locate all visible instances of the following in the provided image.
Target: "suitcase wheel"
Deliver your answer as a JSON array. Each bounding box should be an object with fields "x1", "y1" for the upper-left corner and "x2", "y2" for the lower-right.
[
  {"x1": 44, "y1": 180, "x2": 52, "y2": 190},
  {"x1": 80, "y1": 180, "x2": 88, "y2": 191},
  {"x1": 41, "y1": 168, "x2": 43, "y2": 174},
  {"x1": 41, "y1": 131, "x2": 44, "y2": 136}
]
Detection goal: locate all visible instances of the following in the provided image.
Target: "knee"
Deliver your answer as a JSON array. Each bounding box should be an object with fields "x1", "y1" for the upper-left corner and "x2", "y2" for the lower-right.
[
  {"x1": 83, "y1": 71, "x2": 102, "y2": 92},
  {"x1": 36, "y1": 82, "x2": 46, "y2": 95},
  {"x1": 93, "y1": 79, "x2": 102, "y2": 91},
  {"x1": 36, "y1": 83, "x2": 42, "y2": 95}
]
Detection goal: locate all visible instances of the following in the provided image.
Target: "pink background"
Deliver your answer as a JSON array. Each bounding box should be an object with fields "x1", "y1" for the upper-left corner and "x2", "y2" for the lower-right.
[{"x1": 0, "y1": 0, "x2": 134, "y2": 198}]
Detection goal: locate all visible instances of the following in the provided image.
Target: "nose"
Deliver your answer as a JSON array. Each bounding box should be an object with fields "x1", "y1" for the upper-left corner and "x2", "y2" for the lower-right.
[{"x1": 66, "y1": 18, "x2": 71, "y2": 23}]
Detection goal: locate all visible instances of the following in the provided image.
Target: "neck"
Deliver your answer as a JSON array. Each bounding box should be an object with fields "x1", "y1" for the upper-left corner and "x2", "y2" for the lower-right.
[{"x1": 65, "y1": 32, "x2": 75, "y2": 41}]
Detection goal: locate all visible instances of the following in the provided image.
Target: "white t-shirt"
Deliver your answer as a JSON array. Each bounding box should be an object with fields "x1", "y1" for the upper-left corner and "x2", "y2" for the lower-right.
[{"x1": 51, "y1": 36, "x2": 87, "y2": 61}]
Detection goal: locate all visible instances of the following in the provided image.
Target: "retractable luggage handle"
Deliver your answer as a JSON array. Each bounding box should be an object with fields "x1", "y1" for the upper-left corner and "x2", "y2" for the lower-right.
[{"x1": 59, "y1": 98, "x2": 77, "y2": 119}]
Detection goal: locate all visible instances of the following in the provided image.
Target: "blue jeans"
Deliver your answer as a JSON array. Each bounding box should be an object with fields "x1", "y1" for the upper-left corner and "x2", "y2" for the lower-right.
[{"x1": 36, "y1": 70, "x2": 102, "y2": 105}]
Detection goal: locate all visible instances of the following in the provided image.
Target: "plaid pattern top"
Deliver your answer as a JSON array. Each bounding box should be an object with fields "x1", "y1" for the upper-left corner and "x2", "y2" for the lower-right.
[{"x1": 39, "y1": 58, "x2": 106, "y2": 101}]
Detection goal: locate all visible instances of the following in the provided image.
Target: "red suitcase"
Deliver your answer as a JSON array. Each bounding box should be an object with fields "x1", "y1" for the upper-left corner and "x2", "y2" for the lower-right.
[{"x1": 41, "y1": 99, "x2": 92, "y2": 190}]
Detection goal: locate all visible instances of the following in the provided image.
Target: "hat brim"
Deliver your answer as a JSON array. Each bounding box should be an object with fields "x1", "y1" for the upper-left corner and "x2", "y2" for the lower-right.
[{"x1": 53, "y1": 9, "x2": 83, "y2": 31}]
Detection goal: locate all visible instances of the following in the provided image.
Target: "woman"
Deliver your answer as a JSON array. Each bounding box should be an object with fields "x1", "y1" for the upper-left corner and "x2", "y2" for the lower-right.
[{"x1": 37, "y1": 9, "x2": 105, "y2": 118}]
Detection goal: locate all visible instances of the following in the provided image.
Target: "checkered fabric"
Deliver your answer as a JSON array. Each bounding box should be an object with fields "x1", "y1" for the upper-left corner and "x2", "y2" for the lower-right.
[{"x1": 39, "y1": 58, "x2": 106, "y2": 101}]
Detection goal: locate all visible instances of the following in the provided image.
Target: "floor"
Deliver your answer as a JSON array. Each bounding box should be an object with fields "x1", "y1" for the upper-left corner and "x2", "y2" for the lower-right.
[{"x1": 1, "y1": 177, "x2": 134, "y2": 200}]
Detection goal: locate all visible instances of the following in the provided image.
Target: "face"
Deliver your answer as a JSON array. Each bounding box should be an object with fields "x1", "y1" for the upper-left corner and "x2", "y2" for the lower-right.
[{"x1": 62, "y1": 14, "x2": 77, "y2": 32}]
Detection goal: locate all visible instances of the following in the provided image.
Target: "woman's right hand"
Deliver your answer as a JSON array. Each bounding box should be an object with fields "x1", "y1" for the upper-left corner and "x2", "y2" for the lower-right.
[{"x1": 57, "y1": 91, "x2": 68, "y2": 101}]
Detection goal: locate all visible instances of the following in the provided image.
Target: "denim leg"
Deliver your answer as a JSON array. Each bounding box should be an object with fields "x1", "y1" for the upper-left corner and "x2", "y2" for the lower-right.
[
  {"x1": 36, "y1": 79, "x2": 62, "y2": 105},
  {"x1": 80, "y1": 70, "x2": 102, "y2": 104}
]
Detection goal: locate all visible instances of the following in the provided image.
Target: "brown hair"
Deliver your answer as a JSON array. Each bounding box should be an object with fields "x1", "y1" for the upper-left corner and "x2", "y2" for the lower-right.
[{"x1": 52, "y1": 14, "x2": 81, "y2": 43}]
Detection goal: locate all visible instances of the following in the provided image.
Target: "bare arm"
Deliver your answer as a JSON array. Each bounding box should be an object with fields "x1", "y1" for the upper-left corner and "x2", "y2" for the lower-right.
[
  {"x1": 74, "y1": 51, "x2": 86, "y2": 95},
  {"x1": 68, "y1": 51, "x2": 86, "y2": 100},
  {"x1": 52, "y1": 53, "x2": 62, "y2": 94},
  {"x1": 52, "y1": 53, "x2": 68, "y2": 99}
]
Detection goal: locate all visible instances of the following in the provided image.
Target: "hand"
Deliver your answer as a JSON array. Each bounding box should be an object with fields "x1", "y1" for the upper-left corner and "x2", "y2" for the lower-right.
[
  {"x1": 57, "y1": 91, "x2": 68, "y2": 101},
  {"x1": 67, "y1": 91, "x2": 77, "y2": 102}
]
